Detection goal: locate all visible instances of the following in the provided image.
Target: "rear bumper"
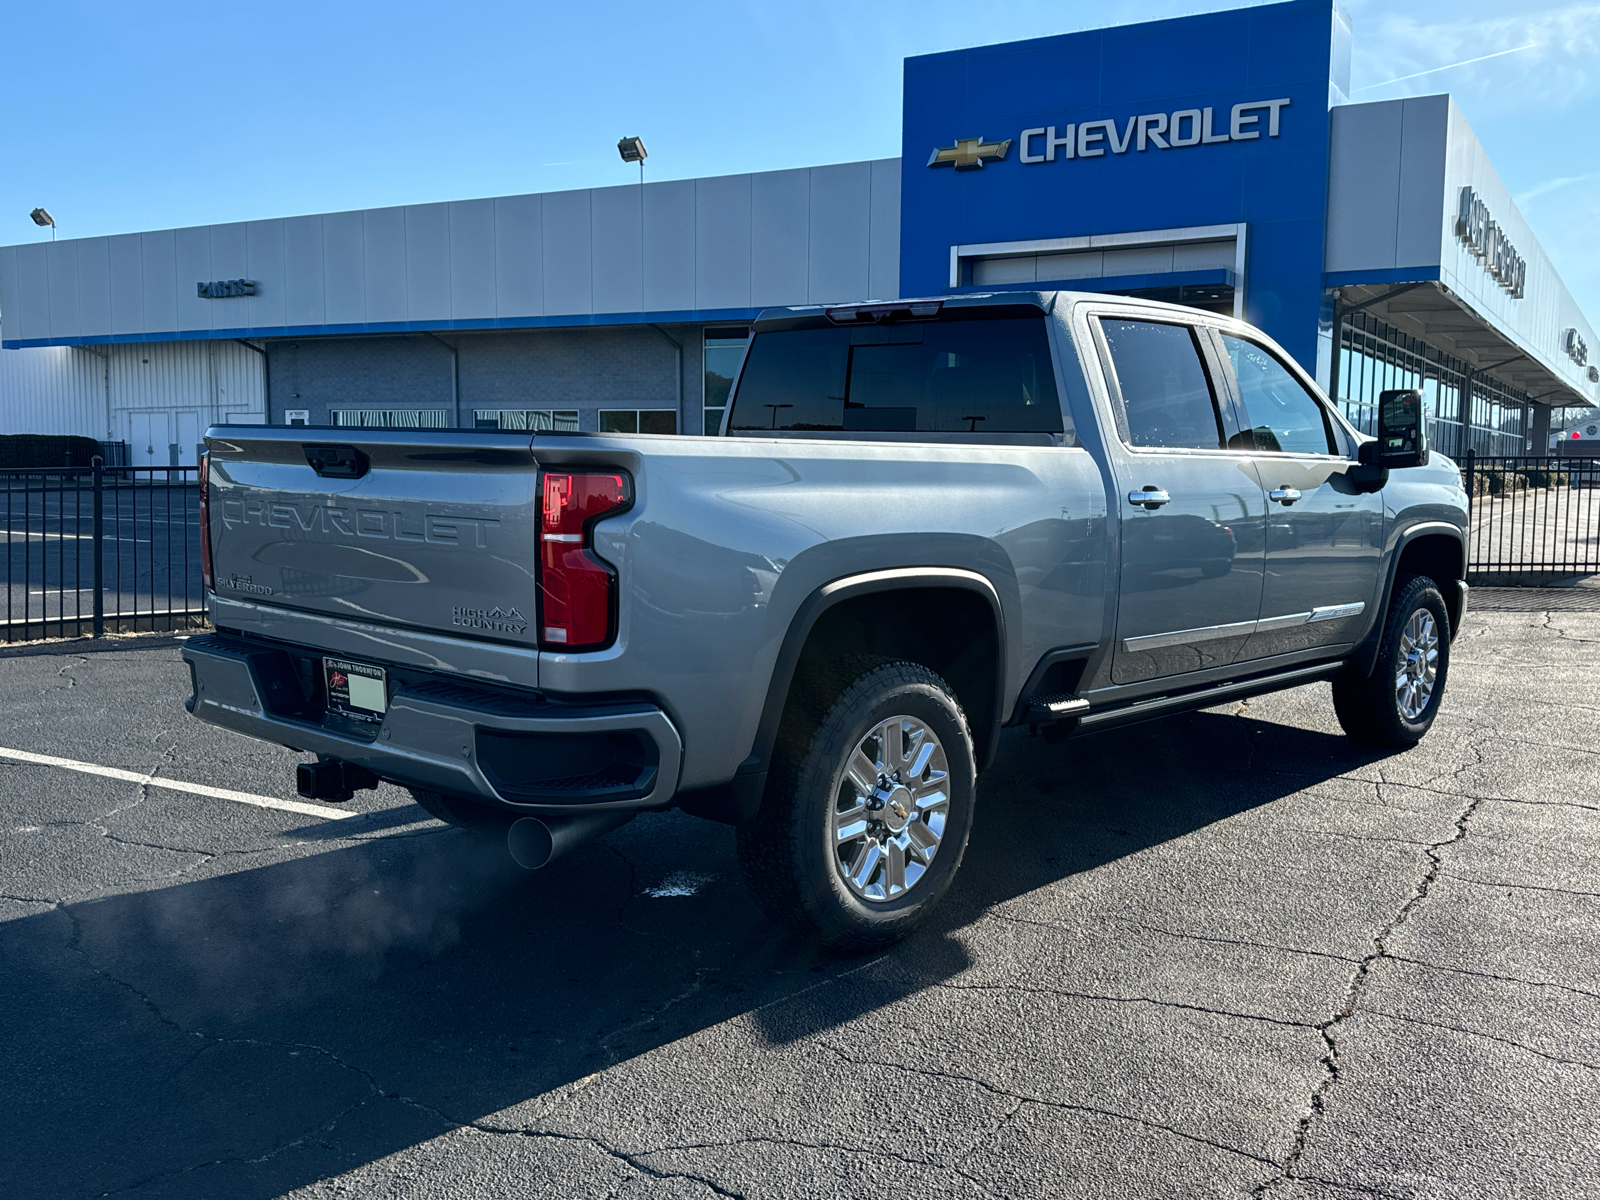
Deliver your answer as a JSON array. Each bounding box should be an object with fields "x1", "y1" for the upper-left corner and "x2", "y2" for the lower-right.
[{"x1": 182, "y1": 633, "x2": 681, "y2": 813}]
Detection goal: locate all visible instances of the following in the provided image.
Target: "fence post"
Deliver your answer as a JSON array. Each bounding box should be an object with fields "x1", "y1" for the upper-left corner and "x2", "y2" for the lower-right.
[
  {"x1": 1462, "y1": 448, "x2": 1475, "y2": 515},
  {"x1": 92, "y1": 456, "x2": 104, "y2": 638}
]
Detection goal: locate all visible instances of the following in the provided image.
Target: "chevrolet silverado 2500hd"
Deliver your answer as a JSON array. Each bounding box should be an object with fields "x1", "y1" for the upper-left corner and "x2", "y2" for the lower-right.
[{"x1": 184, "y1": 291, "x2": 1469, "y2": 949}]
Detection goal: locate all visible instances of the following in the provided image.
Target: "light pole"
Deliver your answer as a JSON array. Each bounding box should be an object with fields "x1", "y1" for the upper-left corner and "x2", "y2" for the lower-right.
[
  {"x1": 618, "y1": 137, "x2": 649, "y2": 326},
  {"x1": 30, "y1": 207, "x2": 56, "y2": 241},
  {"x1": 617, "y1": 136, "x2": 647, "y2": 187}
]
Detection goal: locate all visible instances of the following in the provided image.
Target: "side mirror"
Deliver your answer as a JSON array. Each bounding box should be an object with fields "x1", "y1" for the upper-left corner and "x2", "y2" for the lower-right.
[{"x1": 1373, "y1": 388, "x2": 1430, "y2": 469}]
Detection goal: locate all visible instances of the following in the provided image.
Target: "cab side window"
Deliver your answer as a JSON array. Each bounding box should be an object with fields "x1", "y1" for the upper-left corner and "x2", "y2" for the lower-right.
[
  {"x1": 1099, "y1": 319, "x2": 1225, "y2": 450},
  {"x1": 1221, "y1": 334, "x2": 1337, "y2": 455}
]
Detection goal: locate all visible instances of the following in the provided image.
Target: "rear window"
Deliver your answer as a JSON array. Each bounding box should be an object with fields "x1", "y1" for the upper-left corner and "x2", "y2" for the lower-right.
[{"x1": 726, "y1": 317, "x2": 1063, "y2": 435}]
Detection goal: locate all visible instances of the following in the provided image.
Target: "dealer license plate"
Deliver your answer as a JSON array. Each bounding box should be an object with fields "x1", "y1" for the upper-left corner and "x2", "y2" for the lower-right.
[{"x1": 324, "y1": 658, "x2": 388, "y2": 720}]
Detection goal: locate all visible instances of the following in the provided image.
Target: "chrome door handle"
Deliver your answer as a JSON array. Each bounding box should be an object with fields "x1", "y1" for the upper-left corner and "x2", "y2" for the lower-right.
[
  {"x1": 1269, "y1": 487, "x2": 1302, "y2": 506},
  {"x1": 1128, "y1": 488, "x2": 1170, "y2": 509}
]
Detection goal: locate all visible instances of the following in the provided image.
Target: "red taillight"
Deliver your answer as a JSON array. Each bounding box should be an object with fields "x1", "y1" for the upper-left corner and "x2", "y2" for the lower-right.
[
  {"x1": 198, "y1": 451, "x2": 214, "y2": 593},
  {"x1": 538, "y1": 471, "x2": 630, "y2": 650}
]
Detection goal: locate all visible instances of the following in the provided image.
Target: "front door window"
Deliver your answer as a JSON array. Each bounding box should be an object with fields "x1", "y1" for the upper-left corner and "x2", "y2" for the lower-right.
[
  {"x1": 1222, "y1": 335, "x2": 1337, "y2": 455},
  {"x1": 1217, "y1": 334, "x2": 1382, "y2": 660}
]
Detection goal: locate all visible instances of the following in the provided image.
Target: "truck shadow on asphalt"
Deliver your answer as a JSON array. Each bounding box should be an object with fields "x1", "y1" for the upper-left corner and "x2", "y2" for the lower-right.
[{"x1": 3, "y1": 706, "x2": 1388, "y2": 1198}]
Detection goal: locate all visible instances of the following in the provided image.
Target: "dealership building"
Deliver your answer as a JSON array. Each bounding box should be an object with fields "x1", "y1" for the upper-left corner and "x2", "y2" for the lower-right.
[{"x1": 2, "y1": 0, "x2": 1596, "y2": 464}]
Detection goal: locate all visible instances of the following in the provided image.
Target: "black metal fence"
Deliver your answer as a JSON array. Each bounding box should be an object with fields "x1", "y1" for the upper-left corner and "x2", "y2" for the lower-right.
[
  {"x1": 2, "y1": 462, "x2": 207, "y2": 644},
  {"x1": 1464, "y1": 452, "x2": 1600, "y2": 583}
]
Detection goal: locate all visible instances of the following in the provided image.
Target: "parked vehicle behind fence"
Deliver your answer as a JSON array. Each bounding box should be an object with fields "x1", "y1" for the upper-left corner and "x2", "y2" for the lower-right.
[{"x1": 183, "y1": 291, "x2": 1470, "y2": 948}]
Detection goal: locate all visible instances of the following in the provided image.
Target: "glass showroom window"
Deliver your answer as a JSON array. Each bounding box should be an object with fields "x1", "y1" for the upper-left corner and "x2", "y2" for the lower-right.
[
  {"x1": 1336, "y1": 312, "x2": 1528, "y2": 457},
  {"x1": 474, "y1": 409, "x2": 579, "y2": 432},
  {"x1": 704, "y1": 327, "x2": 749, "y2": 435},
  {"x1": 600, "y1": 410, "x2": 678, "y2": 434},
  {"x1": 332, "y1": 409, "x2": 450, "y2": 429}
]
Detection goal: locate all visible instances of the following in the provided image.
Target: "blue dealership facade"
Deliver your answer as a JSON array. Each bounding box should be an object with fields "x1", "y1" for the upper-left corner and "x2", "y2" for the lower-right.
[
  {"x1": 2, "y1": 0, "x2": 1594, "y2": 461},
  {"x1": 901, "y1": 0, "x2": 1341, "y2": 371}
]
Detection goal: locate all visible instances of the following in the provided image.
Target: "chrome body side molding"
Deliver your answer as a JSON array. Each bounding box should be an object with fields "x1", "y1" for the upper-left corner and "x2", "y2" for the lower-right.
[
  {"x1": 1121, "y1": 618, "x2": 1257, "y2": 653},
  {"x1": 1121, "y1": 602, "x2": 1366, "y2": 652}
]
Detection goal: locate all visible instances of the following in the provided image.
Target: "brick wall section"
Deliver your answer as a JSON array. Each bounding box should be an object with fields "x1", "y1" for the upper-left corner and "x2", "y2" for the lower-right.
[
  {"x1": 267, "y1": 336, "x2": 452, "y2": 423},
  {"x1": 266, "y1": 324, "x2": 702, "y2": 431}
]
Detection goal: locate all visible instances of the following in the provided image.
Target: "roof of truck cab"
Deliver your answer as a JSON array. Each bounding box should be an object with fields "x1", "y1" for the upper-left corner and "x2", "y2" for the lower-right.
[{"x1": 750, "y1": 290, "x2": 1232, "y2": 333}]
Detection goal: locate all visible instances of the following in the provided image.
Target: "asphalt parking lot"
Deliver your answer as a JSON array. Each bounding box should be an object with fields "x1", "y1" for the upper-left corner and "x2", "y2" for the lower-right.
[{"x1": 3, "y1": 608, "x2": 1598, "y2": 1199}]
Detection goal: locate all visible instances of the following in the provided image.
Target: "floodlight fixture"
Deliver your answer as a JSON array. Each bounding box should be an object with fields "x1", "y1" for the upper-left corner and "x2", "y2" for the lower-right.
[
  {"x1": 30, "y1": 207, "x2": 57, "y2": 240},
  {"x1": 616, "y1": 137, "x2": 648, "y2": 164}
]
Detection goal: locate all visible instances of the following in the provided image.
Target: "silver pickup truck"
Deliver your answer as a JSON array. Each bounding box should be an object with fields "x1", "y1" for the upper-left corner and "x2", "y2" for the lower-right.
[{"x1": 184, "y1": 291, "x2": 1468, "y2": 948}]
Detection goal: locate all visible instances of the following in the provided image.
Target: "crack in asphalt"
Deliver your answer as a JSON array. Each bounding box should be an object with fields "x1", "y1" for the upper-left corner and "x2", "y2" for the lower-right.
[
  {"x1": 1250, "y1": 745, "x2": 1490, "y2": 1197},
  {"x1": 94, "y1": 1093, "x2": 387, "y2": 1198},
  {"x1": 0, "y1": 890, "x2": 60, "y2": 905},
  {"x1": 929, "y1": 978, "x2": 1321, "y2": 1031},
  {"x1": 1359, "y1": 772, "x2": 1600, "y2": 815},
  {"x1": 55, "y1": 656, "x2": 88, "y2": 687},
  {"x1": 1462, "y1": 731, "x2": 1600, "y2": 757},
  {"x1": 1274, "y1": 825, "x2": 1435, "y2": 848},
  {"x1": 581, "y1": 1131, "x2": 1003, "y2": 1199},
  {"x1": 57, "y1": 904, "x2": 403, "y2": 1197},
  {"x1": 441, "y1": 1126, "x2": 752, "y2": 1200},
  {"x1": 1387, "y1": 954, "x2": 1600, "y2": 1004},
  {"x1": 596, "y1": 839, "x2": 653, "y2": 938},
  {"x1": 815, "y1": 1040, "x2": 1277, "y2": 1167},
  {"x1": 597, "y1": 966, "x2": 718, "y2": 1067},
  {"x1": 1543, "y1": 616, "x2": 1600, "y2": 645},
  {"x1": 8, "y1": 779, "x2": 433, "y2": 903},
  {"x1": 1361, "y1": 1008, "x2": 1600, "y2": 1072},
  {"x1": 1441, "y1": 873, "x2": 1600, "y2": 901},
  {"x1": 1097, "y1": 915, "x2": 1365, "y2": 966}
]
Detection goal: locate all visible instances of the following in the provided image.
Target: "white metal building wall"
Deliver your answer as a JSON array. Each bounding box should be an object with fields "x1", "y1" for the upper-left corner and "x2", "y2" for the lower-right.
[
  {"x1": 0, "y1": 321, "x2": 264, "y2": 460},
  {"x1": 0, "y1": 323, "x2": 110, "y2": 438},
  {"x1": 107, "y1": 339, "x2": 263, "y2": 465},
  {"x1": 0, "y1": 160, "x2": 902, "y2": 346}
]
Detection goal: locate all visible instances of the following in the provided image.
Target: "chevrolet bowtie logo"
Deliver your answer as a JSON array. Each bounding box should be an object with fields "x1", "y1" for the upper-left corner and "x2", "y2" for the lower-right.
[{"x1": 927, "y1": 136, "x2": 1013, "y2": 171}]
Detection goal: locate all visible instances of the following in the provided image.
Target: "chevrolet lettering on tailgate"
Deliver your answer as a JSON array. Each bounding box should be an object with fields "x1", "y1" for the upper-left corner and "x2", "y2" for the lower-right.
[{"x1": 220, "y1": 497, "x2": 500, "y2": 548}]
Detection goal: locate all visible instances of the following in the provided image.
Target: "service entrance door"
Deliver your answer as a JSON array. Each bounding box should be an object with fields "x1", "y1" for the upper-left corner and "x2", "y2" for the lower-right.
[
  {"x1": 1095, "y1": 315, "x2": 1269, "y2": 686},
  {"x1": 174, "y1": 411, "x2": 202, "y2": 466},
  {"x1": 128, "y1": 413, "x2": 169, "y2": 467}
]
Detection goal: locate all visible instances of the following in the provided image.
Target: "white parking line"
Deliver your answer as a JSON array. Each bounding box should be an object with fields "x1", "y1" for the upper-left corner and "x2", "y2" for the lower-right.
[{"x1": 0, "y1": 745, "x2": 355, "y2": 820}]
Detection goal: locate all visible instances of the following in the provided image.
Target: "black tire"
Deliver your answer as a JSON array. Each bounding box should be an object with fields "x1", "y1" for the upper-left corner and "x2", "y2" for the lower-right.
[
  {"x1": 1332, "y1": 575, "x2": 1451, "y2": 748},
  {"x1": 736, "y1": 659, "x2": 977, "y2": 952},
  {"x1": 410, "y1": 787, "x2": 515, "y2": 833}
]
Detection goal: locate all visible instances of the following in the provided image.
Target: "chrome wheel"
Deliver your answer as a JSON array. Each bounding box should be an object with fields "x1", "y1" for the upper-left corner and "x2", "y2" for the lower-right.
[
  {"x1": 831, "y1": 714, "x2": 950, "y2": 903},
  {"x1": 1394, "y1": 608, "x2": 1440, "y2": 721}
]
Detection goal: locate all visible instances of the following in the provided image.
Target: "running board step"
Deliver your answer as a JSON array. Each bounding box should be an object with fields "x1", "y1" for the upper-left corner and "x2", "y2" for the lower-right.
[
  {"x1": 1075, "y1": 663, "x2": 1343, "y2": 733},
  {"x1": 1027, "y1": 694, "x2": 1091, "y2": 722}
]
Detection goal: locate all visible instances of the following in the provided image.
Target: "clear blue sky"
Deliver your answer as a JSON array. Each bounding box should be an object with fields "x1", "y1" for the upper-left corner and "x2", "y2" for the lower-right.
[{"x1": 4, "y1": 0, "x2": 1596, "y2": 317}]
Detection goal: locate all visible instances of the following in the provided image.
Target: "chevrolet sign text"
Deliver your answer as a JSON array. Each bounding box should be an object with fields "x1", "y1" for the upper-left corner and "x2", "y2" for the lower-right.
[{"x1": 1013, "y1": 98, "x2": 1290, "y2": 164}]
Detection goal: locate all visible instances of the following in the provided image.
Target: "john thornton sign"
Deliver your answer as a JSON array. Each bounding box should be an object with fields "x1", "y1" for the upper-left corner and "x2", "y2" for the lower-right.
[{"x1": 1455, "y1": 188, "x2": 1526, "y2": 299}]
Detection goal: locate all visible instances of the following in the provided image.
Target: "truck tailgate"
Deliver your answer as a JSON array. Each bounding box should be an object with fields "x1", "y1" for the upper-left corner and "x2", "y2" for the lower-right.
[{"x1": 206, "y1": 429, "x2": 540, "y2": 646}]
